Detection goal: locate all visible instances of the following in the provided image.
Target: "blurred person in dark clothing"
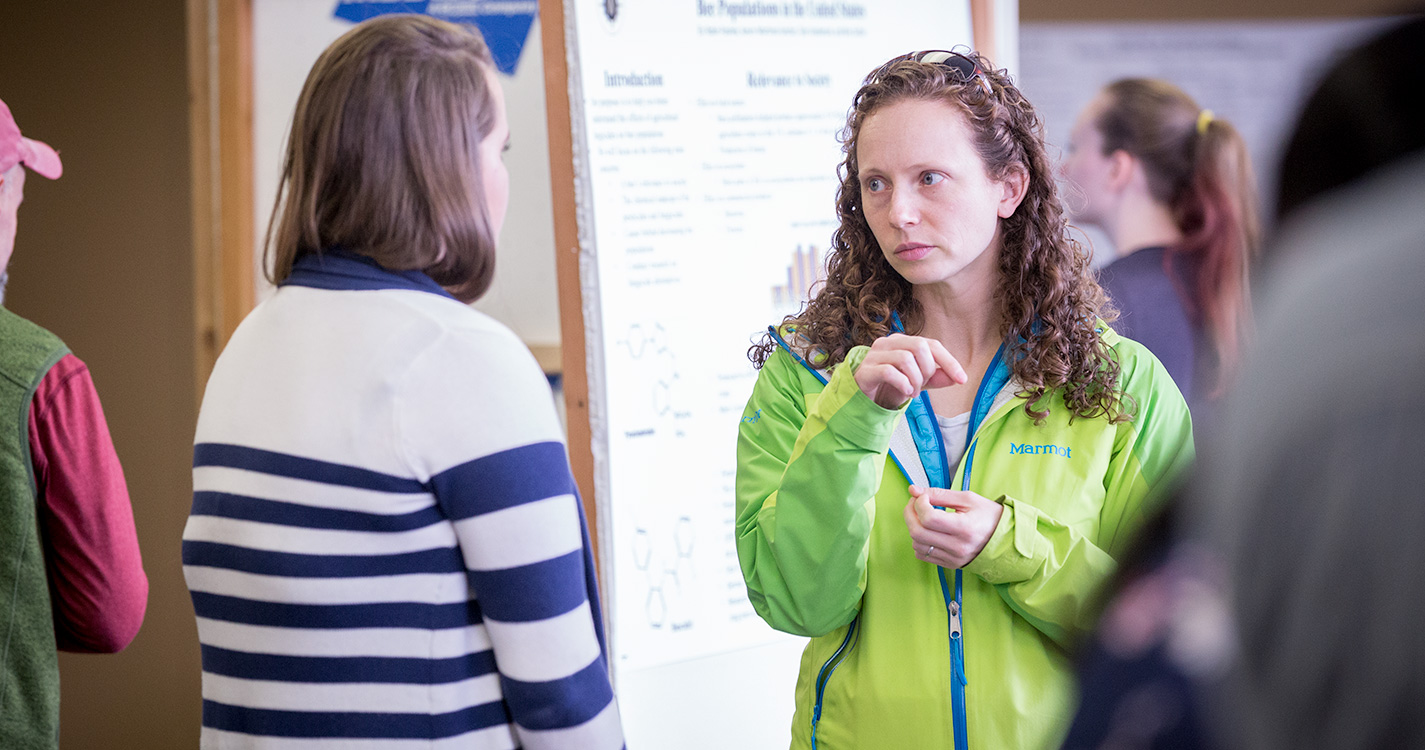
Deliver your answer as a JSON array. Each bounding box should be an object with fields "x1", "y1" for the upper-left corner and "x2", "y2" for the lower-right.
[{"x1": 1204, "y1": 148, "x2": 1425, "y2": 750}]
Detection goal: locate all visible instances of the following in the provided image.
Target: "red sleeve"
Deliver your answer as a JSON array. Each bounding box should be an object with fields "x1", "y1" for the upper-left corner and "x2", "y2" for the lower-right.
[{"x1": 28, "y1": 354, "x2": 148, "y2": 653}]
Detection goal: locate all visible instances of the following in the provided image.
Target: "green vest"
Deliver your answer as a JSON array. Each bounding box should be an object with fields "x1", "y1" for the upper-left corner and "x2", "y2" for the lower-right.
[{"x1": 0, "y1": 306, "x2": 68, "y2": 749}]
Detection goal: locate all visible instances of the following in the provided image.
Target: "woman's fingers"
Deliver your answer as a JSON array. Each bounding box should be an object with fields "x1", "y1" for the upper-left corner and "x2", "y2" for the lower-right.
[
  {"x1": 874, "y1": 335, "x2": 966, "y2": 391},
  {"x1": 858, "y1": 347, "x2": 926, "y2": 408},
  {"x1": 906, "y1": 490, "x2": 957, "y2": 536},
  {"x1": 857, "y1": 335, "x2": 969, "y2": 408},
  {"x1": 903, "y1": 497, "x2": 936, "y2": 541},
  {"x1": 883, "y1": 348, "x2": 928, "y2": 392},
  {"x1": 925, "y1": 339, "x2": 968, "y2": 387},
  {"x1": 875, "y1": 365, "x2": 915, "y2": 407},
  {"x1": 859, "y1": 362, "x2": 915, "y2": 408},
  {"x1": 904, "y1": 488, "x2": 1004, "y2": 568},
  {"x1": 882, "y1": 335, "x2": 946, "y2": 386},
  {"x1": 904, "y1": 498, "x2": 958, "y2": 561},
  {"x1": 918, "y1": 486, "x2": 977, "y2": 512},
  {"x1": 900, "y1": 336, "x2": 941, "y2": 386}
]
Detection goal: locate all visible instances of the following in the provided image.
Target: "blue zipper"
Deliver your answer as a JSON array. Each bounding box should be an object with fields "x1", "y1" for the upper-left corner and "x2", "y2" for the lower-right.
[
  {"x1": 892, "y1": 313, "x2": 1008, "y2": 750},
  {"x1": 938, "y1": 345, "x2": 1003, "y2": 750},
  {"x1": 809, "y1": 617, "x2": 860, "y2": 749},
  {"x1": 947, "y1": 342, "x2": 1011, "y2": 750}
]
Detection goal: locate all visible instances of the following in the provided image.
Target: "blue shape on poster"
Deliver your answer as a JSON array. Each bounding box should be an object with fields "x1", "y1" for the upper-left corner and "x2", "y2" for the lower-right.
[{"x1": 333, "y1": 1, "x2": 537, "y2": 75}]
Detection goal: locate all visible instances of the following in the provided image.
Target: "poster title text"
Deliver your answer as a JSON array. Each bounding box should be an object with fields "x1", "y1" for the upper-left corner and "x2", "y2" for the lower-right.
[{"x1": 697, "y1": 1, "x2": 867, "y2": 21}]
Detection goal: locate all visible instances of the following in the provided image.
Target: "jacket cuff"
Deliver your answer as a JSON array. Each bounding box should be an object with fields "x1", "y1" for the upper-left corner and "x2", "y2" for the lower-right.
[
  {"x1": 815, "y1": 346, "x2": 905, "y2": 450},
  {"x1": 963, "y1": 495, "x2": 1045, "y2": 584}
]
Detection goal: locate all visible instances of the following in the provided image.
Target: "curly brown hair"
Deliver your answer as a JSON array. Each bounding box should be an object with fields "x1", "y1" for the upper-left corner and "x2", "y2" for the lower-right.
[{"x1": 750, "y1": 51, "x2": 1129, "y2": 424}]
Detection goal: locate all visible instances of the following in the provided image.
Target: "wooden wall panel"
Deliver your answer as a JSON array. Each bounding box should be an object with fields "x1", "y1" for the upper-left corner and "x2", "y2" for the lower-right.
[
  {"x1": 192, "y1": 0, "x2": 256, "y2": 402},
  {"x1": 537, "y1": 0, "x2": 601, "y2": 565}
]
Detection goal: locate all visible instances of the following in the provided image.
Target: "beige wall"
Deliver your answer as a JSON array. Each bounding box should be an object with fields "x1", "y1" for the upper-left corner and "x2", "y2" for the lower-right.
[{"x1": 1, "y1": 1, "x2": 200, "y2": 747}]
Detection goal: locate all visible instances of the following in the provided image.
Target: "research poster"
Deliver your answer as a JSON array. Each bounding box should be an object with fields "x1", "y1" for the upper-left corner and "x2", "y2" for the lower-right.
[{"x1": 563, "y1": 0, "x2": 972, "y2": 679}]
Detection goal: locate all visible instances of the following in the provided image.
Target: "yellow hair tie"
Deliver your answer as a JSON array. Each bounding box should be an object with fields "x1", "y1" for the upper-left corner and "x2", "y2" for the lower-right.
[{"x1": 1196, "y1": 109, "x2": 1215, "y2": 135}]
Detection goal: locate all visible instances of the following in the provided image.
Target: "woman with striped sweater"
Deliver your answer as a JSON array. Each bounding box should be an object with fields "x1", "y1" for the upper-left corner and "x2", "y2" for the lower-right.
[{"x1": 181, "y1": 15, "x2": 623, "y2": 749}]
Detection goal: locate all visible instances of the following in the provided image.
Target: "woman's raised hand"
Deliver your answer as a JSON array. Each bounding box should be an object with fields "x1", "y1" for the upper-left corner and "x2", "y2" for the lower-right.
[{"x1": 853, "y1": 334, "x2": 968, "y2": 409}]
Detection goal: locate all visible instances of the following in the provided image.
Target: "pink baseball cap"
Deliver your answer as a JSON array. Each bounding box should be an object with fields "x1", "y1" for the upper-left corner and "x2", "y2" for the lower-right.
[{"x1": 0, "y1": 98, "x2": 62, "y2": 180}]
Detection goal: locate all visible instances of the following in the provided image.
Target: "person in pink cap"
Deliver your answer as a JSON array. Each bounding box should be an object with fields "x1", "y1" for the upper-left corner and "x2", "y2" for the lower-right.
[
  {"x1": 0, "y1": 97, "x2": 63, "y2": 295},
  {"x1": 0, "y1": 97, "x2": 148, "y2": 749}
]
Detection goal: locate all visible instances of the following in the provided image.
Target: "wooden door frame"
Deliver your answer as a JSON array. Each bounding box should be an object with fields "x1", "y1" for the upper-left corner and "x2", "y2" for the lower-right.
[
  {"x1": 972, "y1": 0, "x2": 999, "y2": 62},
  {"x1": 188, "y1": 0, "x2": 255, "y2": 404}
]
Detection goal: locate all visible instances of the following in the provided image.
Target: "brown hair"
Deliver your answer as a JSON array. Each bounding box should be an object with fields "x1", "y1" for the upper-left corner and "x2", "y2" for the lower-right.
[
  {"x1": 265, "y1": 15, "x2": 499, "y2": 302},
  {"x1": 751, "y1": 51, "x2": 1126, "y2": 424},
  {"x1": 1095, "y1": 79, "x2": 1260, "y2": 398}
]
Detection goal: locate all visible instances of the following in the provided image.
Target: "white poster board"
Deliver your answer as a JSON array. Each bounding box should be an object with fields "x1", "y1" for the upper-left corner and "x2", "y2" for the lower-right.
[
  {"x1": 558, "y1": 1, "x2": 974, "y2": 746},
  {"x1": 1018, "y1": 18, "x2": 1391, "y2": 263}
]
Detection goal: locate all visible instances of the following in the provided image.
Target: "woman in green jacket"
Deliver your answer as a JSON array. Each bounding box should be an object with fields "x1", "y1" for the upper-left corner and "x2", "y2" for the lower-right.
[{"x1": 736, "y1": 50, "x2": 1194, "y2": 750}]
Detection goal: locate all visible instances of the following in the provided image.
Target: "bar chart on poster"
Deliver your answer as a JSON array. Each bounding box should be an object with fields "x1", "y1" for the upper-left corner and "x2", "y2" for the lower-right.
[{"x1": 552, "y1": 0, "x2": 979, "y2": 745}]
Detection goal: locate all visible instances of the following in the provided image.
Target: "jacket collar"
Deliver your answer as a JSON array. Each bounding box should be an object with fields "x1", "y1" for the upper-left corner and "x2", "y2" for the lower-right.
[{"x1": 282, "y1": 248, "x2": 456, "y2": 300}]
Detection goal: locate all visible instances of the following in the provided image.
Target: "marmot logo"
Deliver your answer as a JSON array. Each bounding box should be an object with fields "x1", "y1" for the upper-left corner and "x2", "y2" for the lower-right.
[{"x1": 1009, "y1": 442, "x2": 1071, "y2": 458}]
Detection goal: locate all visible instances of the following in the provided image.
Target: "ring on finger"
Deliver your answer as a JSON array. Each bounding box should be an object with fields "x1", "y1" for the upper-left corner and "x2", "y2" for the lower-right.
[{"x1": 926, "y1": 545, "x2": 936, "y2": 556}]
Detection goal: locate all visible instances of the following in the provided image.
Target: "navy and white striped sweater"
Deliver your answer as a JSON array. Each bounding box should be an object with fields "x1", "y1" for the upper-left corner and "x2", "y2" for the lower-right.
[{"x1": 182, "y1": 251, "x2": 623, "y2": 749}]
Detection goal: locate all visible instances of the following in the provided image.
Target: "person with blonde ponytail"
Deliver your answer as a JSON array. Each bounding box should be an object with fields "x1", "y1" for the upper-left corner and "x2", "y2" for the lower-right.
[{"x1": 1061, "y1": 79, "x2": 1260, "y2": 410}]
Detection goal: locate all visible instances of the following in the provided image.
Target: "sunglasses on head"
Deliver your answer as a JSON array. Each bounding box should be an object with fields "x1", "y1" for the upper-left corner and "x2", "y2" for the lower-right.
[{"x1": 899, "y1": 49, "x2": 995, "y2": 96}]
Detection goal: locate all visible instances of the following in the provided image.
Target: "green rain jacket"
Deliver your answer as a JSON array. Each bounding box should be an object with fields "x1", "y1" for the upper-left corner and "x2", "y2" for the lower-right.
[{"x1": 736, "y1": 324, "x2": 1193, "y2": 750}]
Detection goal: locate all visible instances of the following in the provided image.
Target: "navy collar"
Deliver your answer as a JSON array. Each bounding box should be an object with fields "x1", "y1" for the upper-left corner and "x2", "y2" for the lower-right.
[{"x1": 282, "y1": 249, "x2": 456, "y2": 300}]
